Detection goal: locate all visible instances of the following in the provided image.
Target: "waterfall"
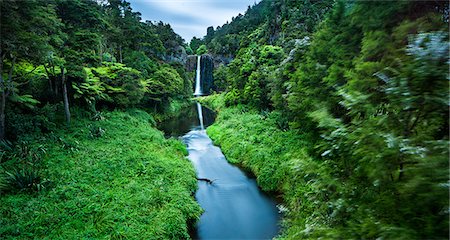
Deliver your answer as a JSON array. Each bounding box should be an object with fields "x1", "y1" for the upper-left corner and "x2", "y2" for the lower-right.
[
  {"x1": 197, "y1": 102, "x2": 204, "y2": 130},
  {"x1": 194, "y1": 55, "x2": 202, "y2": 96}
]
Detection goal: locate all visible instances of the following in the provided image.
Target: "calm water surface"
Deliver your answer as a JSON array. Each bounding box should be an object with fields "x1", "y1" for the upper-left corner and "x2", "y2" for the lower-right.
[{"x1": 158, "y1": 103, "x2": 280, "y2": 239}]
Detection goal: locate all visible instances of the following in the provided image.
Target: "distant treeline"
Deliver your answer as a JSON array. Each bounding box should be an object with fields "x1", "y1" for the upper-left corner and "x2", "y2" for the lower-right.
[{"x1": 1, "y1": 0, "x2": 193, "y2": 141}]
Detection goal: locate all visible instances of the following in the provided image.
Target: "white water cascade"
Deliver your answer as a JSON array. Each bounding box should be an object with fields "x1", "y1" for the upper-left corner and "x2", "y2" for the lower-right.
[
  {"x1": 197, "y1": 102, "x2": 204, "y2": 130},
  {"x1": 194, "y1": 55, "x2": 202, "y2": 96}
]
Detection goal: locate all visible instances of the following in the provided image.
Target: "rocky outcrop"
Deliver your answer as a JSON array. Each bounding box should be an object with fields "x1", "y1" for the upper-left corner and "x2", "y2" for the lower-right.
[
  {"x1": 212, "y1": 55, "x2": 233, "y2": 68},
  {"x1": 164, "y1": 46, "x2": 188, "y2": 64},
  {"x1": 186, "y1": 55, "x2": 197, "y2": 71},
  {"x1": 200, "y1": 55, "x2": 214, "y2": 95},
  {"x1": 185, "y1": 54, "x2": 233, "y2": 95}
]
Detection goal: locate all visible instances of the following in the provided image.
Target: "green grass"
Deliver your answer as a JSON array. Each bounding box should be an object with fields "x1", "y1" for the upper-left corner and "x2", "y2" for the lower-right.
[
  {"x1": 0, "y1": 109, "x2": 201, "y2": 239},
  {"x1": 200, "y1": 94, "x2": 344, "y2": 239},
  {"x1": 202, "y1": 93, "x2": 449, "y2": 239}
]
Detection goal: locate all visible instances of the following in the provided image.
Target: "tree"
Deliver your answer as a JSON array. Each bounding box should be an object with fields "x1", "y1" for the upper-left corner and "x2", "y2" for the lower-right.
[
  {"x1": 204, "y1": 26, "x2": 215, "y2": 42},
  {"x1": 144, "y1": 65, "x2": 183, "y2": 104},
  {"x1": 0, "y1": 0, "x2": 61, "y2": 138},
  {"x1": 196, "y1": 45, "x2": 208, "y2": 55},
  {"x1": 74, "y1": 63, "x2": 145, "y2": 110},
  {"x1": 189, "y1": 37, "x2": 204, "y2": 53}
]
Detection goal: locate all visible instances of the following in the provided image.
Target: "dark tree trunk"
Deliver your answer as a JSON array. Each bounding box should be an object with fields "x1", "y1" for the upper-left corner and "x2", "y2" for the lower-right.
[
  {"x1": 99, "y1": 40, "x2": 103, "y2": 63},
  {"x1": 0, "y1": 56, "x2": 15, "y2": 140},
  {"x1": 0, "y1": 59, "x2": 5, "y2": 140},
  {"x1": 43, "y1": 65, "x2": 54, "y2": 95},
  {"x1": 119, "y1": 45, "x2": 122, "y2": 63},
  {"x1": 61, "y1": 67, "x2": 71, "y2": 126}
]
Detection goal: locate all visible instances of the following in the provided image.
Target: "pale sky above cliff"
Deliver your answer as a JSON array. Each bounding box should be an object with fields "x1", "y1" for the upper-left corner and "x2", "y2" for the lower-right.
[{"x1": 128, "y1": 0, "x2": 259, "y2": 42}]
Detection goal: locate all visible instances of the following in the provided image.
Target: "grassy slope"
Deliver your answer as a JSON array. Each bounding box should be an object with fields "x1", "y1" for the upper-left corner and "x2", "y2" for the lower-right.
[
  {"x1": 0, "y1": 109, "x2": 201, "y2": 239},
  {"x1": 198, "y1": 94, "x2": 336, "y2": 239}
]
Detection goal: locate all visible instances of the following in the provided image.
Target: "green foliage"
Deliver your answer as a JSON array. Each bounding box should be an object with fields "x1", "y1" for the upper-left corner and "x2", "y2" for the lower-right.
[
  {"x1": 73, "y1": 63, "x2": 146, "y2": 109},
  {"x1": 2, "y1": 0, "x2": 448, "y2": 238},
  {"x1": 218, "y1": 44, "x2": 285, "y2": 109},
  {"x1": 1, "y1": 0, "x2": 189, "y2": 140},
  {"x1": 201, "y1": 0, "x2": 449, "y2": 238},
  {"x1": 212, "y1": 65, "x2": 229, "y2": 92},
  {"x1": 0, "y1": 110, "x2": 201, "y2": 238},
  {"x1": 145, "y1": 65, "x2": 184, "y2": 103},
  {"x1": 258, "y1": 45, "x2": 284, "y2": 65},
  {"x1": 6, "y1": 104, "x2": 59, "y2": 140},
  {"x1": 197, "y1": 93, "x2": 225, "y2": 111},
  {"x1": 9, "y1": 95, "x2": 40, "y2": 109},
  {"x1": 196, "y1": 45, "x2": 208, "y2": 55},
  {"x1": 123, "y1": 51, "x2": 158, "y2": 78},
  {"x1": 185, "y1": 46, "x2": 194, "y2": 55},
  {"x1": 2, "y1": 168, "x2": 49, "y2": 194},
  {"x1": 189, "y1": 37, "x2": 204, "y2": 53},
  {"x1": 204, "y1": 98, "x2": 335, "y2": 238},
  {"x1": 0, "y1": 0, "x2": 200, "y2": 238},
  {"x1": 224, "y1": 89, "x2": 241, "y2": 106},
  {"x1": 203, "y1": 0, "x2": 333, "y2": 56}
]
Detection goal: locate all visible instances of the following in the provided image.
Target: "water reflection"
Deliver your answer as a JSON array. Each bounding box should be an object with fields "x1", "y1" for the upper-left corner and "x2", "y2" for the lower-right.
[
  {"x1": 157, "y1": 102, "x2": 280, "y2": 239},
  {"x1": 157, "y1": 103, "x2": 216, "y2": 137}
]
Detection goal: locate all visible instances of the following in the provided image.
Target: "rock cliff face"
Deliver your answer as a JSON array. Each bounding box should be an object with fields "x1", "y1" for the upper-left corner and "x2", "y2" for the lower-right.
[
  {"x1": 212, "y1": 55, "x2": 233, "y2": 68},
  {"x1": 186, "y1": 55, "x2": 197, "y2": 71},
  {"x1": 164, "y1": 46, "x2": 188, "y2": 64},
  {"x1": 200, "y1": 55, "x2": 213, "y2": 95},
  {"x1": 185, "y1": 54, "x2": 233, "y2": 95}
]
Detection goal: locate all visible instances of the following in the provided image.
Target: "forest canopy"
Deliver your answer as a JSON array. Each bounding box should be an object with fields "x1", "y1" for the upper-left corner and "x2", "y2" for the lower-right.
[
  {"x1": 0, "y1": 0, "x2": 449, "y2": 239},
  {"x1": 0, "y1": 0, "x2": 193, "y2": 140}
]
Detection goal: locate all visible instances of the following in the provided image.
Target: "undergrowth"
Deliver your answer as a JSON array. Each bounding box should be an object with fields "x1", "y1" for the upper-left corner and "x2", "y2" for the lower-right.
[
  {"x1": 0, "y1": 109, "x2": 201, "y2": 239},
  {"x1": 201, "y1": 95, "x2": 334, "y2": 239},
  {"x1": 200, "y1": 94, "x2": 448, "y2": 239}
]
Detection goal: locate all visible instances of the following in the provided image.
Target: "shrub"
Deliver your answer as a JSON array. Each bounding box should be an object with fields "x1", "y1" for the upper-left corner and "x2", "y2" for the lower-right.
[
  {"x1": 74, "y1": 63, "x2": 146, "y2": 109},
  {"x1": 196, "y1": 44, "x2": 208, "y2": 55},
  {"x1": 145, "y1": 65, "x2": 184, "y2": 104},
  {"x1": 2, "y1": 168, "x2": 49, "y2": 193}
]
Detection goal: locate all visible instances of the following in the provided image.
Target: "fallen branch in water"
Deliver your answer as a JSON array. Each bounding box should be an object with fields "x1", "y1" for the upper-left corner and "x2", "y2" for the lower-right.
[{"x1": 197, "y1": 177, "x2": 215, "y2": 184}]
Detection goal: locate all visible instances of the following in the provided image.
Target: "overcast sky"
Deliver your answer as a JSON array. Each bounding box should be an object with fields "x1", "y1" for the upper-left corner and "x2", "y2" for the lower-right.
[{"x1": 128, "y1": 0, "x2": 259, "y2": 42}]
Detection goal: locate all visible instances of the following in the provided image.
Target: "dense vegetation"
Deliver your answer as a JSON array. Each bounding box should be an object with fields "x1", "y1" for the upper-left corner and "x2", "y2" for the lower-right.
[
  {"x1": 1, "y1": 0, "x2": 449, "y2": 238},
  {"x1": 1, "y1": 0, "x2": 193, "y2": 140},
  {"x1": 1, "y1": 110, "x2": 201, "y2": 238},
  {"x1": 0, "y1": 0, "x2": 200, "y2": 238},
  {"x1": 200, "y1": 0, "x2": 449, "y2": 238}
]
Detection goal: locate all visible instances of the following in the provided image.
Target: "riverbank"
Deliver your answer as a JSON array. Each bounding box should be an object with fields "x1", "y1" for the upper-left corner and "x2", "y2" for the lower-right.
[
  {"x1": 198, "y1": 94, "x2": 333, "y2": 238},
  {"x1": 0, "y1": 109, "x2": 201, "y2": 238},
  {"x1": 200, "y1": 92, "x2": 450, "y2": 239},
  {"x1": 157, "y1": 100, "x2": 280, "y2": 239}
]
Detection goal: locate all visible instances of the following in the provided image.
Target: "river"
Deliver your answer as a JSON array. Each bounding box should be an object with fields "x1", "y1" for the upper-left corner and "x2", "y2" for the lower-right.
[{"x1": 158, "y1": 102, "x2": 280, "y2": 239}]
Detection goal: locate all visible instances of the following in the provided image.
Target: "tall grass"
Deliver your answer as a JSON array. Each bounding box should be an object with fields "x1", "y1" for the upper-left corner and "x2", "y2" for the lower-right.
[
  {"x1": 201, "y1": 95, "x2": 331, "y2": 238},
  {"x1": 0, "y1": 109, "x2": 201, "y2": 239}
]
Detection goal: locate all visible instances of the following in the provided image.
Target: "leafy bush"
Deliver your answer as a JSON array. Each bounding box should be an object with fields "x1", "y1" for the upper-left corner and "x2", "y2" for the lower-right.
[
  {"x1": 2, "y1": 168, "x2": 49, "y2": 193},
  {"x1": 196, "y1": 44, "x2": 208, "y2": 55},
  {"x1": 258, "y1": 45, "x2": 284, "y2": 65},
  {"x1": 123, "y1": 51, "x2": 158, "y2": 78},
  {"x1": 88, "y1": 125, "x2": 105, "y2": 139},
  {"x1": 145, "y1": 65, "x2": 184, "y2": 104},
  {"x1": 6, "y1": 104, "x2": 59, "y2": 140},
  {"x1": 224, "y1": 88, "x2": 241, "y2": 106},
  {"x1": 0, "y1": 110, "x2": 201, "y2": 238},
  {"x1": 212, "y1": 65, "x2": 229, "y2": 92},
  {"x1": 73, "y1": 63, "x2": 146, "y2": 109}
]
